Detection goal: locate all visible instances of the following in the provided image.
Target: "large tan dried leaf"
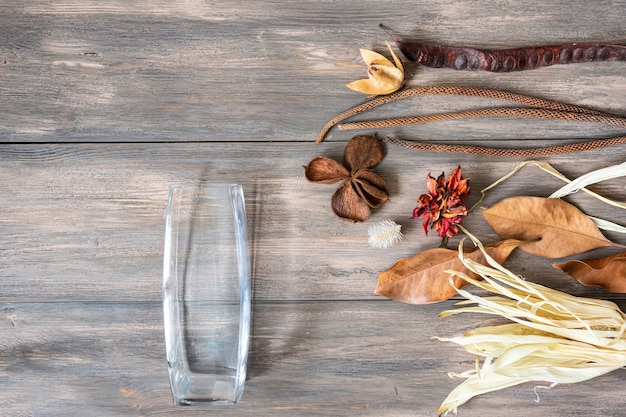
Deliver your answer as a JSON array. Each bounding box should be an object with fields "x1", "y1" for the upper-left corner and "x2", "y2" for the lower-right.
[
  {"x1": 554, "y1": 251, "x2": 626, "y2": 293},
  {"x1": 374, "y1": 240, "x2": 521, "y2": 304},
  {"x1": 483, "y1": 196, "x2": 615, "y2": 258}
]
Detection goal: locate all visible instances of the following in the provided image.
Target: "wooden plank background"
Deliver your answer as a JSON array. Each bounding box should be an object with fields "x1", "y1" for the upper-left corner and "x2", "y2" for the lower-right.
[{"x1": 1, "y1": 1, "x2": 625, "y2": 416}]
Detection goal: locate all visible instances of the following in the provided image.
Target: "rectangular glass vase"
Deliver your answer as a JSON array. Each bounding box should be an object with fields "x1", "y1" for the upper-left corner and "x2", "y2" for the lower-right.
[{"x1": 163, "y1": 184, "x2": 251, "y2": 405}]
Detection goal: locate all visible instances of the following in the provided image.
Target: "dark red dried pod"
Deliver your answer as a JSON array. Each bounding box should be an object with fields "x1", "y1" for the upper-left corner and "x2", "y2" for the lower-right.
[{"x1": 380, "y1": 24, "x2": 626, "y2": 72}]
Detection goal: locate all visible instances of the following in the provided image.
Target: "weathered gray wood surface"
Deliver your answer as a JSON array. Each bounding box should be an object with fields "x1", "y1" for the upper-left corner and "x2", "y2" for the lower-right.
[{"x1": 1, "y1": 1, "x2": 625, "y2": 416}]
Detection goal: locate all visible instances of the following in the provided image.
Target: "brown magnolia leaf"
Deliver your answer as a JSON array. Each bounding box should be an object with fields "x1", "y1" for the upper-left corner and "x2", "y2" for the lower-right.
[
  {"x1": 374, "y1": 239, "x2": 521, "y2": 304},
  {"x1": 554, "y1": 251, "x2": 626, "y2": 293},
  {"x1": 482, "y1": 196, "x2": 615, "y2": 258}
]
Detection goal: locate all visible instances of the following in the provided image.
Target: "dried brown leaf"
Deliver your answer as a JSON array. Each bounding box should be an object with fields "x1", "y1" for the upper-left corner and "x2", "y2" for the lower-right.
[
  {"x1": 374, "y1": 239, "x2": 521, "y2": 304},
  {"x1": 482, "y1": 196, "x2": 615, "y2": 258},
  {"x1": 554, "y1": 251, "x2": 626, "y2": 293}
]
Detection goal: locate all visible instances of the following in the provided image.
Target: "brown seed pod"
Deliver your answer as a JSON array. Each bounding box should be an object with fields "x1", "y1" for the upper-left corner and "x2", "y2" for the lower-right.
[{"x1": 380, "y1": 24, "x2": 626, "y2": 72}]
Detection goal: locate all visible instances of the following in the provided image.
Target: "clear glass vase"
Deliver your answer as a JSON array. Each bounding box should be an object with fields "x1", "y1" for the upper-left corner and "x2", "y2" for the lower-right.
[{"x1": 163, "y1": 184, "x2": 251, "y2": 405}]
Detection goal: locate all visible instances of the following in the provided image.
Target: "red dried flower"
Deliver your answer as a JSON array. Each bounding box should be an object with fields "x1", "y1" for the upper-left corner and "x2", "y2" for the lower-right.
[{"x1": 413, "y1": 166, "x2": 470, "y2": 238}]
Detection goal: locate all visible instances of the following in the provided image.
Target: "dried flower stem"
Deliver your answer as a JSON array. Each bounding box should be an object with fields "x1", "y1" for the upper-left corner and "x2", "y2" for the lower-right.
[{"x1": 549, "y1": 161, "x2": 626, "y2": 207}]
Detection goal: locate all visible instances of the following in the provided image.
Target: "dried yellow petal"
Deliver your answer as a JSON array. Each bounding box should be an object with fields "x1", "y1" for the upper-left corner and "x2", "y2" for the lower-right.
[
  {"x1": 346, "y1": 41, "x2": 404, "y2": 95},
  {"x1": 358, "y1": 48, "x2": 396, "y2": 67}
]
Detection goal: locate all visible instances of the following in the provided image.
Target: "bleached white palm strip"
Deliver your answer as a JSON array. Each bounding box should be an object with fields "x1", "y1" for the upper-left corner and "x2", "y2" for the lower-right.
[
  {"x1": 589, "y1": 216, "x2": 626, "y2": 234},
  {"x1": 474, "y1": 160, "x2": 626, "y2": 233},
  {"x1": 549, "y1": 160, "x2": 626, "y2": 207},
  {"x1": 435, "y1": 229, "x2": 626, "y2": 416}
]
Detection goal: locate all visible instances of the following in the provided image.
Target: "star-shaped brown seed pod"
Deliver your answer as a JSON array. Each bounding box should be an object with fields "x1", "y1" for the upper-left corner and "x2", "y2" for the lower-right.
[{"x1": 304, "y1": 134, "x2": 389, "y2": 222}]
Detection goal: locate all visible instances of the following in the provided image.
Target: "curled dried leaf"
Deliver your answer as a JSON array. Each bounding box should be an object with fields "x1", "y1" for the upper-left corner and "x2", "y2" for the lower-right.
[
  {"x1": 554, "y1": 251, "x2": 626, "y2": 293},
  {"x1": 482, "y1": 196, "x2": 616, "y2": 258},
  {"x1": 374, "y1": 239, "x2": 521, "y2": 304}
]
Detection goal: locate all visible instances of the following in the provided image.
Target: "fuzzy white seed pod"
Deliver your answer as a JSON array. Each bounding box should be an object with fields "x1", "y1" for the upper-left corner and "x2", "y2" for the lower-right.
[{"x1": 367, "y1": 220, "x2": 403, "y2": 249}]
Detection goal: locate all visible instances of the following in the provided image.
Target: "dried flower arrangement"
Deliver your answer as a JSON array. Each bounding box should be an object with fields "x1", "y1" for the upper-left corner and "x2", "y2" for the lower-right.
[
  {"x1": 380, "y1": 161, "x2": 626, "y2": 414},
  {"x1": 377, "y1": 162, "x2": 626, "y2": 303},
  {"x1": 303, "y1": 26, "x2": 626, "y2": 414}
]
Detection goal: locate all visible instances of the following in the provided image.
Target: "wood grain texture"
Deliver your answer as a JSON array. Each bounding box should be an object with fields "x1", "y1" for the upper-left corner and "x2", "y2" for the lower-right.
[
  {"x1": 1, "y1": 143, "x2": 624, "y2": 304},
  {"x1": 0, "y1": 1, "x2": 624, "y2": 142},
  {"x1": 1, "y1": 0, "x2": 626, "y2": 416},
  {"x1": 4, "y1": 300, "x2": 626, "y2": 417}
]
